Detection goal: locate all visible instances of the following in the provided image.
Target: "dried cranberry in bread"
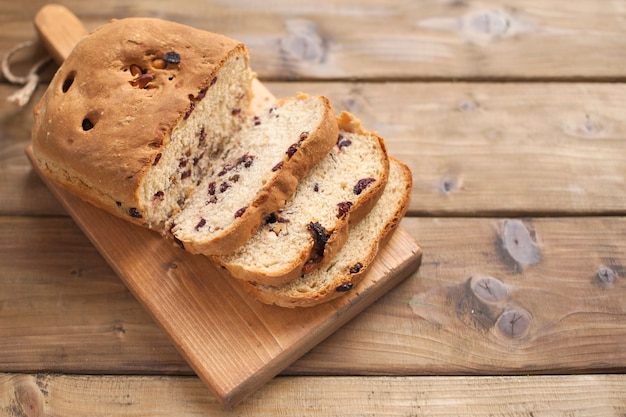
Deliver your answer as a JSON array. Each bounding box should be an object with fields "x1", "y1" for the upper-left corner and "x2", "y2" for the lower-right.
[
  {"x1": 244, "y1": 157, "x2": 412, "y2": 308},
  {"x1": 32, "y1": 17, "x2": 254, "y2": 229},
  {"x1": 169, "y1": 94, "x2": 338, "y2": 255},
  {"x1": 214, "y1": 112, "x2": 389, "y2": 285}
]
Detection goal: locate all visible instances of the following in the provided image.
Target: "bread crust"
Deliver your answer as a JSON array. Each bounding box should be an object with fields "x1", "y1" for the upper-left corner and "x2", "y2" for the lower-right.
[{"x1": 31, "y1": 17, "x2": 247, "y2": 226}]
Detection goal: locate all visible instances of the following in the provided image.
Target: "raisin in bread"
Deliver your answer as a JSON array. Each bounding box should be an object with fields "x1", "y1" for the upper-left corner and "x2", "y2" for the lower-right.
[
  {"x1": 32, "y1": 17, "x2": 254, "y2": 229},
  {"x1": 244, "y1": 157, "x2": 412, "y2": 308},
  {"x1": 168, "y1": 94, "x2": 337, "y2": 255},
  {"x1": 214, "y1": 112, "x2": 389, "y2": 285}
]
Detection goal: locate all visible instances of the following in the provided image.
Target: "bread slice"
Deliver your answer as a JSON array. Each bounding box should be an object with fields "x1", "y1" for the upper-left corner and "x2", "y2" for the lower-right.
[
  {"x1": 214, "y1": 112, "x2": 389, "y2": 285},
  {"x1": 32, "y1": 17, "x2": 254, "y2": 229},
  {"x1": 168, "y1": 94, "x2": 338, "y2": 255},
  {"x1": 244, "y1": 156, "x2": 412, "y2": 308}
]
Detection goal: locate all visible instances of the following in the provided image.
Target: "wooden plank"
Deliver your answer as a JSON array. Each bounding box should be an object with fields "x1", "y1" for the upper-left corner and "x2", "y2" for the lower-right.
[
  {"x1": 2, "y1": 1, "x2": 626, "y2": 81},
  {"x1": 3, "y1": 82, "x2": 625, "y2": 217},
  {"x1": 1, "y1": 373, "x2": 625, "y2": 416},
  {"x1": 269, "y1": 81, "x2": 626, "y2": 216},
  {"x1": 2, "y1": 216, "x2": 625, "y2": 376}
]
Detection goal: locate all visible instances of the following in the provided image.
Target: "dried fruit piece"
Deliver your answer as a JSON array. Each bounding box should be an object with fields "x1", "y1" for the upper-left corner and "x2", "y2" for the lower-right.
[
  {"x1": 184, "y1": 100, "x2": 196, "y2": 120},
  {"x1": 129, "y1": 64, "x2": 143, "y2": 76},
  {"x1": 337, "y1": 201, "x2": 353, "y2": 218},
  {"x1": 152, "y1": 58, "x2": 167, "y2": 69},
  {"x1": 196, "y1": 87, "x2": 208, "y2": 101},
  {"x1": 163, "y1": 51, "x2": 181, "y2": 64},
  {"x1": 130, "y1": 73, "x2": 154, "y2": 89},
  {"x1": 198, "y1": 126, "x2": 207, "y2": 147},
  {"x1": 234, "y1": 207, "x2": 247, "y2": 218},
  {"x1": 219, "y1": 182, "x2": 231, "y2": 193},
  {"x1": 152, "y1": 153, "x2": 162, "y2": 166},
  {"x1": 286, "y1": 143, "x2": 299, "y2": 158},
  {"x1": 195, "y1": 218, "x2": 206, "y2": 231},
  {"x1": 336, "y1": 134, "x2": 352, "y2": 149},
  {"x1": 353, "y1": 178, "x2": 375, "y2": 195},
  {"x1": 265, "y1": 212, "x2": 289, "y2": 224},
  {"x1": 349, "y1": 263, "x2": 363, "y2": 274},
  {"x1": 272, "y1": 161, "x2": 284, "y2": 172},
  {"x1": 307, "y1": 222, "x2": 329, "y2": 259},
  {"x1": 128, "y1": 208, "x2": 142, "y2": 218},
  {"x1": 335, "y1": 282, "x2": 354, "y2": 292},
  {"x1": 238, "y1": 153, "x2": 255, "y2": 168}
]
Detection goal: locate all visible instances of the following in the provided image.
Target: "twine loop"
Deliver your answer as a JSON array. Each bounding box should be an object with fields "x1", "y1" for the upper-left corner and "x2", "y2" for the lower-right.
[{"x1": 2, "y1": 40, "x2": 52, "y2": 107}]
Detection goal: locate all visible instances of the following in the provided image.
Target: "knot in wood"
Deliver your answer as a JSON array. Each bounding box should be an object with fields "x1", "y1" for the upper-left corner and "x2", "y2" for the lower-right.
[
  {"x1": 280, "y1": 19, "x2": 326, "y2": 63},
  {"x1": 10, "y1": 376, "x2": 45, "y2": 417},
  {"x1": 500, "y1": 219, "x2": 541, "y2": 268},
  {"x1": 470, "y1": 275, "x2": 509, "y2": 304},
  {"x1": 465, "y1": 9, "x2": 511, "y2": 38},
  {"x1": 596, "y1": 265, "x2": 618, "y2": 287},
  {"x1": 496, "y1": 307, "x2": 531, "y2": 339}
]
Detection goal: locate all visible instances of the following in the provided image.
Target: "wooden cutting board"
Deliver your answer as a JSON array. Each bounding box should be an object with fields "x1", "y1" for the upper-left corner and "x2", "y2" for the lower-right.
[{"x1": 27, "y1": 4, "x2": 422, "y2": 409}]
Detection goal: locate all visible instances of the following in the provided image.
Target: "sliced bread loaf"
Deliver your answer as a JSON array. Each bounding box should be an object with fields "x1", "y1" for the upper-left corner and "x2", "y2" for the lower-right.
[
  {"x1": 243, "y1": 156, "x2": 412, "y2": 308},
  {"x1": 214, "y1": 111, "x2": 389, "y2": 285},
  {"x1": 32, "y1": 17, "x2": 340, "y2": 256},
  {"x1": 168, "y1": 94, "x2": 338, "y2": 255},
  {"x1": 32, "y1": 17, "x2": 254, "y2": 229}
]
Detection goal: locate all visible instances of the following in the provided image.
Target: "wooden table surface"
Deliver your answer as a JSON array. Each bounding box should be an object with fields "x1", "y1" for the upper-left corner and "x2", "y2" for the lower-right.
[{"x1": 1, "y1": 0, "x2": 625, "y2": 415}]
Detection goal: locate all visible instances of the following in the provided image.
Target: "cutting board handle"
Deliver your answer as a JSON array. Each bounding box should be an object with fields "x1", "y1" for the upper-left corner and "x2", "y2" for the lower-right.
[{"x1": 34, "y1": 4, "x2": 88, "y2": 64}]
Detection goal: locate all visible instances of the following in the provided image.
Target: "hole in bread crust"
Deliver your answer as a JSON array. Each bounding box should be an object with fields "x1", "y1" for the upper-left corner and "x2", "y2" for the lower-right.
[
  {"x1": 82, "y1": 118, "x2": 94, "y2": 131},
  {"x1": 62, "y1": 71, "x2": 76, "y2": 93},
  {"x1": 81, "y1": 110, "x2": 101, "y2": 131}
]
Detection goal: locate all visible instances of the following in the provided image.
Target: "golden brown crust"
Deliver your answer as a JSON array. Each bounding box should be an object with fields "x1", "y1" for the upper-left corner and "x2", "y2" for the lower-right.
[{"x1": 32, "y1": 17, "x2": 246, "y2": 224}]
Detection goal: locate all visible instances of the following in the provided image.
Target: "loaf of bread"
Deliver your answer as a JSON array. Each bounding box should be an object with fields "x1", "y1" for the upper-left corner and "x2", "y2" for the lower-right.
[
  {"x1": 214, "y1": 111, "x2": 389, "y2": 285},
  {"x1": 244, "y1": 157, "x2": 412, "y2": 307},
  {"x1": 32, "y1": 17, "x2": 254, "y2": 229}
]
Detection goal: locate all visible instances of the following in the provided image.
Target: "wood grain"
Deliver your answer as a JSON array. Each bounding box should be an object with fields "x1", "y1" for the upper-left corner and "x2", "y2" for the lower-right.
[
  {"x1": 2, "y1": 216, "x2": 625, "y2": 376},
  {"x1": 1, "y1": 373, "x2": 625, "y2": 416},
  {"x1": 2, "y1": 0, "x2": 626, "y2": 81},
  {"x1": 3, "y1": 81, "x2": 625, "y2": 217}
]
